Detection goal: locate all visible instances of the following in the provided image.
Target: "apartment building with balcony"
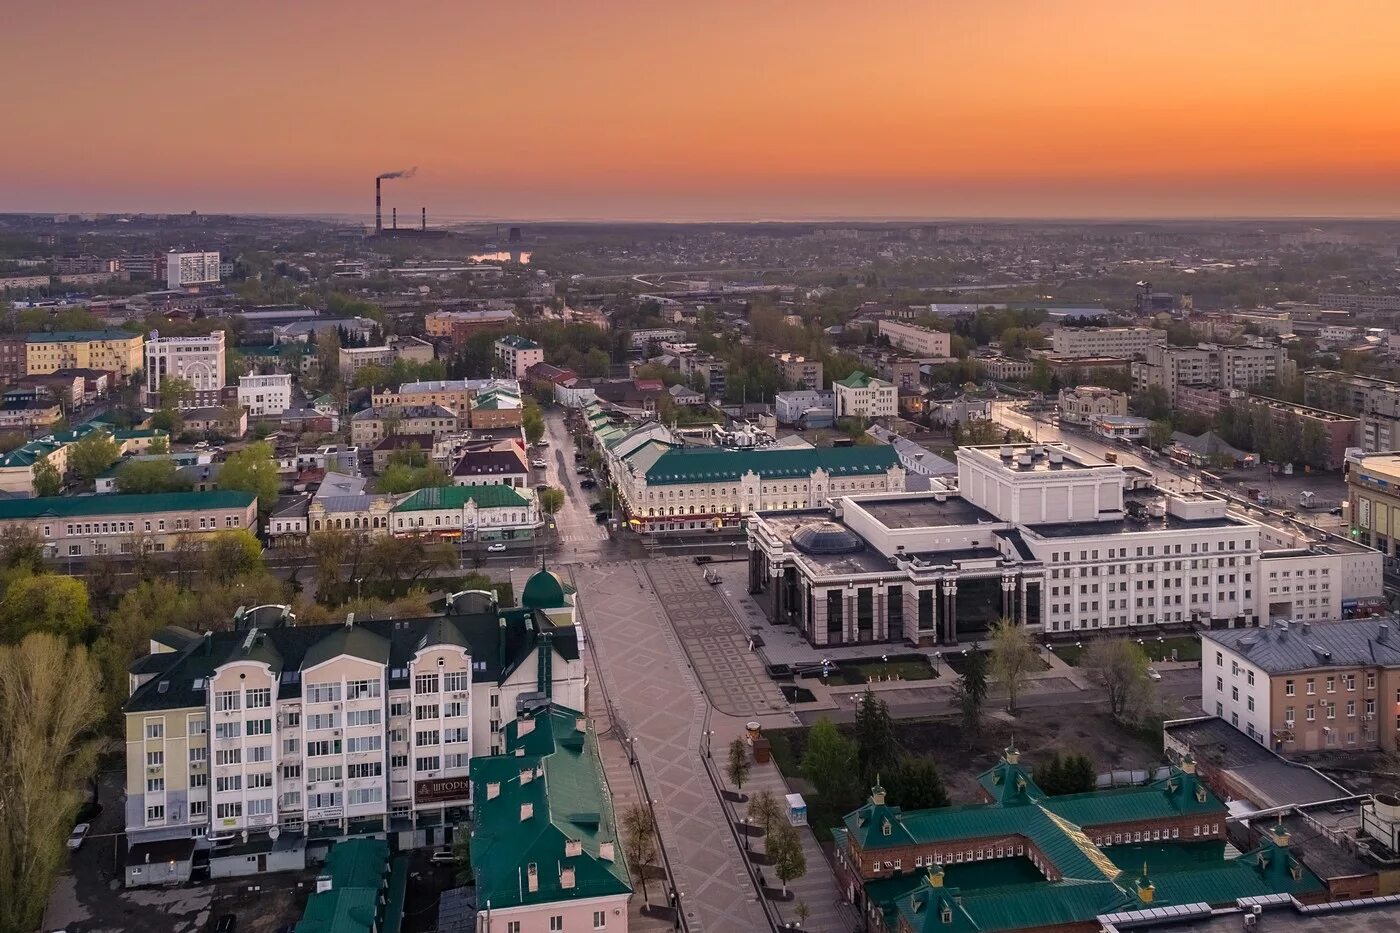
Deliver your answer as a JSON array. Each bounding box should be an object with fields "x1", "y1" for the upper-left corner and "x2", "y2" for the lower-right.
[
  {"x1": 1050, "y1": 326, "x2": 1165, "y2": 359},
  {"x1": 1132, "y1": 343, "x2": 1294, "y2": 405},
  {"x1": 121, "y1": 569, "x2": 585, "y2": 886},
  {"x1": 1304, "y1": 369, "x2": 1400, "y2": 452},
  {"x1": 27, "y1": 330, "x2": 144, "y2": 379},
  {"x1": 494, "y1": 335, "x2": 544, "y2": 379},
  {"x1": 1202, "y1": 618, "x2": 1400, "y2": 755},
  {"x1": 144, "y1": 332, "x2": 227, "y2": 407},
  {"x1": 877, "y1": 319, "x2": 952, "y2": 358},
  {"x1": 769, "y1": 352, "x2": 824, "y2": 390}
]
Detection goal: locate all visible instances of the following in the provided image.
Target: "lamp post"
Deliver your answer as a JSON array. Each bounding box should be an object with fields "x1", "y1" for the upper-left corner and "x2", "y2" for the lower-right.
[
  {"x1": 355, "y1": 577, "x2": 363, "y2": 601},
  {"x1": 702, "y1": 730, "x2": 715, "y2": 759},
  {"x1": 742, "y1": 817, "x2": 750, "y2": 851},
  {"x1": 626, "y1": 737, "x2": 637, "y2": 765},
  {"x1": 933, "y1": 651, "x2": 942, "y2": 676},
  {"x1": 881, "y1": 653, "x2": 890, "y2": 682}
]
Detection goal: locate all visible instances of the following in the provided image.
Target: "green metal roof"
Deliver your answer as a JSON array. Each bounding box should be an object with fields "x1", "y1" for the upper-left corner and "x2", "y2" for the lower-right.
[
  {"x1": 294, "y1": 838, "x2": 406, "y2": 933},
  {"x1": 26, "y1": 330, "x2": 140, "y2": 343},
  {"x1": 521, "y1": 565, "x2": 575, "y2": 610},
  {"x1": 641, "y1": 444, "x2": 899, "y2": 485},
  {"x1": 497, "y1": 334, "x2": 541, "y2": 350},
  {"x1": 838, "y1": 370, "x2": 875, "y2": 388},
  {"x1": 392, "y1": 484, "x2": 529, "y2": 511},
  {"x1": 0, "y1": 490, "x2": 254, "y2": 520},
  {"x1": 470, "y1": 704, "x2": 631, "y2": 910}
]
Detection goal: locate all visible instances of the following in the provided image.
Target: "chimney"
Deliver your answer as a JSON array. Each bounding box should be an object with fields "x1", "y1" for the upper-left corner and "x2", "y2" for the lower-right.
[
  {"x1": 486, "y1": 781, "x2": 500, "y2": 800},
  {"x1": 520, "y1": 802, "x2": 534, "y2": 821},
  {"x1": 375, "y1": 178, "x2": 382, "y2": 234},
  {"x1": 392, "y1": 207, "x2": 397, "y2": 230},
  {"x1": 526, "y1": 863, "x2": 539, "y2": 893},
  {"x1": 421, "y1": 207, "x2": 426, "y2": 231},
  {"x1": 1380, "y1": 624, "x2": 1390, "y2": 644},
  {"x1": 598, "y1": 840, "x2": 615, "y2": 861}
]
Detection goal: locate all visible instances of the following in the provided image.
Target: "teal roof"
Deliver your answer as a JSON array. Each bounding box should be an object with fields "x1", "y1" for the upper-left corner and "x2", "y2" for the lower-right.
[
  {"x1": 470, "y1": 705, "x2": 631, "y2": 910},
  {"x1": 295, "y1": 838, "x2": 406, "y2": 933},
  {"x1": 640, "y1": 444, "x2": 899, "y2": 485},
  {"x1": 521, "y1": 565, "x2": 574, "y2": 610},
  {"x1": 497, "y1": 334, "x2": 541, "y2": 350},
  {"x1": 838, "y1": 370, "x2": 875, "y2": 388},
  {"x1": 27, "y1": 330, "x2": 139, "y2": 343},
  {"x1": 0, "y1": 490, "x2": 254, "y2": 520},
  {"x1": 392, "y1": 485, "x2": 529, "y2": 511}
]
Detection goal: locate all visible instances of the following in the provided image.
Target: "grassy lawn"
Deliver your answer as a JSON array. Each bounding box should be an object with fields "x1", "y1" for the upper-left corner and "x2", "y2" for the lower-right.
[
  {"x1": 1050, "y1": 634, "x2": 1200, "y2": 667},
  {"x1": 831, "y1": 655, "x2": 937, "y2": 685},
  {"x1": 942, "y1": 649, "x2": 1049, "y2": 676}
]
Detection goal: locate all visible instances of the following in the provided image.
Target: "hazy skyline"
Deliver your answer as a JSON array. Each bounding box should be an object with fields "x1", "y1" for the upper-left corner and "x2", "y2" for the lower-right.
[{"x1": 5, "y1": 0, "x2": 1400, "y2": 220}]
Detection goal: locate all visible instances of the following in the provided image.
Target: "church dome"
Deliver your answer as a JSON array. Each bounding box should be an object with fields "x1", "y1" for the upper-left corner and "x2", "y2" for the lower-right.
[{"x1": 521, "y1": 567, "x2": 568, "y2": 609}]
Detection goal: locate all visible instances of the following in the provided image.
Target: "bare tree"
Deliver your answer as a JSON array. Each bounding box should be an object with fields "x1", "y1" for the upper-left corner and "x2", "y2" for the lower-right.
[
  {"x1": 1083, "y1": 637, "x2": 1152, "y2": 720},
  {"x1": 726, "y1": 737, "x2": 751, "y2": 794},
  {"x1": 621, "y1": 803, "x2": 658, "y2": 907},
  {"x1": 746, "y1": 789, "x2": 782, "y2": 839},
  {"x1": 0, "y1": 634, "x2": 103, "y2": 933}
]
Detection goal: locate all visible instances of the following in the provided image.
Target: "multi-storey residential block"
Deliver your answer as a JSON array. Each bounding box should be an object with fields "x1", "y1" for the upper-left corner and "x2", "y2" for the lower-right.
[
  {"x1": 1203, "y1": 618, "x2": 1400, "y2": 754},
  {"x1": 145, "y1": 332, "x2": 226, "y2": 407},
  {"x1": 27, "y1": 330, "x2": 144, "y2": 379},
  {"x1": 1243, "y1": 397, "x2": 1359, "y2": 469},
  {"x1": 468, "y1": 385, "x2": 523, "y2": 430},
  {"x1": 627, "y1": 328, "x2": 686, "y2": 351},
  {"x1": 471, "y1": 703, "x2": 632, "y2": 932},
  {"x1": 835, "y1": 371, "x2": 897, "y2": 420},
  {"x1": 676, "y1": 351, "x2": 727, "y2": 398},
  {"x1": 836, "y1": 748, "x2": 1322, "y2": 933},
  {"x1": 494, "y1": 335, "x2": 544, "y2": 379},
  {"x1": 975, "y1": 354, "x2": 1033, "y2": 381},
  {"x1": 1057, "y1": 385, "x2": 1127, "y2": 425},
  {"x1": 770, "y1": 352, "x2": 824, "y2": 390},
  {"x1": 1050, "y1": 326, "x2": 1165, "y2": 359},
  {"x1": 350, "y1": 405, "x2": 461, "y2": 447},
  {"x1": 237, "y1": 374, "x2": 293, "y2": 417},
  {"x1": 0, "y1": 334, "x2": 28, "y2": 383},
  {"x1": 1132, "y1": 343, "x2": 1294, "y2": 404},
  {"x1": 1304, "y1": 369, "x2": 1400, "y2": 451},
  {"x1": 165, "y1": 251, "x2": 222, "y2": 289},
  {"x1": 424, "y1": 308, "x2": 517, "y2": 344},
  {"x1": 877, "y1": 319, "x2": 952, "y2": 357},
  {"x1": 122, "y1": 572, "x2": 585, "y2": 885},
  {"x1": 1318, "y1": 293, "x2": 1400, "y2": 314},
  {"x1": 338, "y1": 337, "x2": 435, "y2": 378},
  {"x1": 747, "y1": 443, "x2": 1382, "y2": 648}
]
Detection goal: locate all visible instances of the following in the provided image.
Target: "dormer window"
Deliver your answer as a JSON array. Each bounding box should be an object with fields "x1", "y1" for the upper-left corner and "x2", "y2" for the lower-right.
[
  {"x1": 521, "y1": 802, "x2": 534, "y2": 821},
  {"x1": 882, "y1": 819, "x2": 892, "y2": 837},
  {"x1": 941, "y1": 906, "x2": 953, "y2": 924},
  {"x1": 565, "y1": 839, "x2": 582, "y2": 858}
]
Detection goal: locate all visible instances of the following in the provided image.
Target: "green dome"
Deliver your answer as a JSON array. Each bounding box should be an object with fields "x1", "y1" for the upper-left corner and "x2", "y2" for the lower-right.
[{"x1": 521, "y1": 567, "x2": 568, "y2": 609}]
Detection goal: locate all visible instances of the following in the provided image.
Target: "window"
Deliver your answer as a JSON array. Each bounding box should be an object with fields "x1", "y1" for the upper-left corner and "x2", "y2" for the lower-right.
[
  {"x1": 593, "y1": 911, "x2": 606, "y2": 929},
  {"x1": 507, "y1": 924, "x2": 521, "y2": 933},
  {"x1": 347, "y1": 762, "x2": 382, "y2": 779},
  {"x1": 146, "y1": 805, "x2": 165, "y2": 822},
  {"x1": 306, "y1": 682, "x2": 341, "y2": 704},
  {"x1": 414, "y1": 673, "x2": 439, "y2": 695},
  {"x1": 550, "y1": 918, "x2": 564, "y2": 932},
  {"x1": 214, "y1": 691, "x2": 241, "y2": 712},
  {"x1": 246, "y1": 688, "x2": 271, "y2": 709},
  {"x1": 282, "y1": 764, "x2": 302, "y2": 780},
  {"x1": 415, "y1": 705, "x2": 440, "y2": 721},
  {"x1": 216, "y1": 802, "x2": 242, "y2": 819},
  {"x1": 216, "y1": 775, "x2": 242, "y2": 793},
  {"x1": 282, "y1": 738, "x2": 300, "y2": 755},
  {"x1": 390, "y1": 754, "x2": 408, "y2": 769},
  {"x1": 146, "y1": 751, "x2": 164, "y2": 768},
  {"x1": 307, "y1": 713, "x2": 339, "y2": 731},
  {"x1": 307, "y1": 740, "x2": 342, "y2": 757},
  {"x1": 248, "y1": 772, "x2": 274, "y2": 789},
  {"x1": 190, "y1": 747, "x2": 207, "y2": 764},
  {"x1": 215, "y1": 749, "x2": 241, "y2": 766},
  {"x1": 248, "y1": 798, "x2": 274, "y2": 817},
  {"x1": 346, "y1": 679, "x2": 381, "y2": 700},
  {"x1": 190, "y1": 800, "x2": 207, "y2": 816},
  {"x1": 415, "y1": 730, "x2": 440, "y2": 746},
  {"x1": 443, "y1": 671, "x2": 469, "y2": 691},
  {"x1": 145, "y1": 721, "x2": 164, "y2": 740},
  {"x1": 347, "y1": 787, "x2": 383, "y2": 806},
  {"x1": 1307, "y1": 679, "x2": 1316, "y2": 695},
  {"x1": 146, "y1": 778, "x2": 164, "y2": 793},
  {"x1": 1285, "y1": 680, "x2": 1295, "y2": 696},
  {"x1": 346, "y1": 709, "x2": 380, "y2": 728},
  {"x1": 347, "y1": 735, "x2": 381, "y2": 754},
  {"x1": 246, "y1": 719, "x2": 272, "y2": 736},
  {"x1": 389, "y1": 701, "x2": 409, "y2": 718},
  {"x1": 415, "y1": 756, "x2": 441, "y2": 772}
]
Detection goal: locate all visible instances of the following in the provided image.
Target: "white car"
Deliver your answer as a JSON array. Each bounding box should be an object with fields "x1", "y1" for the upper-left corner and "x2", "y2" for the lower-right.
[
  {"x1": 1146, "y1": 667, "x2": 1162, "y2": 681},
  {"x1": 531, "y1": 459, "x2": 548, "y2": 469},
  {"x1": 486, "y1": 543, "x2": 507, "y2": 553},
  {"x1": 429, "y1": 849, "x2": 456, "y2": 864},
  {"x1": 66, "y1": 823, "x2": 90, "y2": 850}
]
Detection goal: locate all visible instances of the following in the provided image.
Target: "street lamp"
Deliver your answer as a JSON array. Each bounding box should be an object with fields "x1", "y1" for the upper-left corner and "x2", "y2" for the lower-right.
[
  {"x1": 355, "y1": 577, "x2": 363, "y2": 600},
  {"x1": 933, "y1": 651, "x2": 942, "y2": 676},
  {"x1": 702, "y1": 730, "x2": 715, "y2": 758},
  {"x1": 626, "y1": 738, "x2": 638, "y2": 765},
  {"x1": 742, "y1": 817, "x2": 750, "y2": 851}
]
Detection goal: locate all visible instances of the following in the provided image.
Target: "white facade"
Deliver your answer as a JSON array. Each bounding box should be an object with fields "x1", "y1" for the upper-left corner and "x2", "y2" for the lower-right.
[
  {"x1": 1202, "y1": 639, "x2": 1274, "y2": 744},
  {"x1": 165, "y1": 251, "x2": 222, "y2": 289},
  {"x1": 144, "y1": 331, "x2": 226, "y2": 407},
  {"x1": 834, "y1": 374, "x2": 897, "y2": 419},
  {"x1": 238, "y1": 374, "x2": 293, "y2": 416},
  {"x1": 878, "y1": 319, "x2": 952, "y2": 357},
  {"x1": 1050, "y1": 327, "x2": 1165, "y2": 359}
]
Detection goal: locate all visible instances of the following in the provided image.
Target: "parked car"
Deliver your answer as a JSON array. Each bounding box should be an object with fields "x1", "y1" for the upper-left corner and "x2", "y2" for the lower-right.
[
  {"x1": 486, "y1": 543, "x2": 507, "y2": 553},
  {"x1": 531, "y1": 459, "x2": 548, "y2": 468},
  {"x1": 580, "y1": 479, "x2": 597, "y2": 489},
  {"x1": 594, "y1": 512, "x2": 609, "y2": 524},
  {"x1": 694, "y1": 555, "x2": 714, "y2": 565},
  {"x1": 1146, "y1": 667, "x2": 1162, "y2": 682},
  {"x1": 66, "y1": 823, "x2": 90, "y2": 851},
  {"x1": 429, "y1": 849, "x2": 456, "y2": 864}
]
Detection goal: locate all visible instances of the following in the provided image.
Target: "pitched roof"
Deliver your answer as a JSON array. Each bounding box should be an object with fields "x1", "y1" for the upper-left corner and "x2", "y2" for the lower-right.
[
  {"x1": 294, "y1": 837, "x2": 407, "y2": 933},
  {"x1": 0, "y1": 490, "x2": 254, "y2": 520},
  {"x1": 1205, "y1": 617, "x2": 1400, "y2": 673},
  {"x1": 640, "y1": 444, "x2": 900, "y2": 485},
  {"x1": 496, "y1": 334, "x2": 541, "y2": 350},
  {"x1": 393, "y1": 484, "x2": 529, "y2": 511},
  {"x1": 470, "y1": 705, "x2": 630, "y2": 910}
]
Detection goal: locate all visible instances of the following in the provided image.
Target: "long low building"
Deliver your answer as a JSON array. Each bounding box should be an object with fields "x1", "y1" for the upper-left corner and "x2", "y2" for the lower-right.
[
  {"x1": 0, "y1": 490, "x2": 257, "y2": 556},
  {"x1": 747, "y1": 443, "x2": 1382, "y2": 648},
  {"x1": 122, "y1": 569, "x2": 585, "y2": 884}
]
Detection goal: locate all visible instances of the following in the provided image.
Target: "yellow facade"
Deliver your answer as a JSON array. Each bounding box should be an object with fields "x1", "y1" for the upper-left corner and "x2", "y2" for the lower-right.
[{"x1": 27, "y1": 332, "x2": 144, "y2": 378}]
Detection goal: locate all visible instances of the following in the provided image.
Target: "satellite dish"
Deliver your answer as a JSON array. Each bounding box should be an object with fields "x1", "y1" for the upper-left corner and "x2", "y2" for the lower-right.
[
  {"x1": 241, "y1": 830, "x2": 249, "y2": 844},
  {"x1": 269, "y1": 826, "x2": 281, "y2": 841}
]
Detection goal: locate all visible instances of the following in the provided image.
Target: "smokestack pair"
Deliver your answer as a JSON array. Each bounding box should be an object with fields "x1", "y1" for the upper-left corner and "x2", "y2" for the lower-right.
[{"x1": 374, "y1": 167, "x2": 417, "y2": 234}]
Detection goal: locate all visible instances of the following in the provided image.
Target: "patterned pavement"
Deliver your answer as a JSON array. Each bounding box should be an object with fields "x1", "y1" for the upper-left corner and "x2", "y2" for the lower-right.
[{"x1": 570, "y1": 561, "x2": 772, "y2": 932}]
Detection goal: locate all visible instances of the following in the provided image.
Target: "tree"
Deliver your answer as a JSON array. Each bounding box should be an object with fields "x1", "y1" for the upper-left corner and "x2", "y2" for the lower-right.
[
  {"x1": 885, "y1": 755, "x2": 950, "y2": 810},
  {"x1": 377, "y1": 462, "x2": 449, "y2": 495},
  {"x1": 218, "y1": 440, "x2": 280, "y2": 514},
  {"x1": 147, "y1": 434, "x2": 170, "y2": 455},
  {"x1": 956, "y1": 650, "x2": 989, "y2": 740},
  {"x1": 451, "y1": 832, "x2": 474, "y2": 886},
  {"x1": 308, "y1": 529, "x2": 353, "y2": 596},
  {"x1": 202, "y1": 530, "x2": 265, "y2": 584},
  {"x1": 1147, "y1": 419, "x2": 1174, "y2": 450},
  {"x1": 746, "y1": 789, "x2": 782, "y2": 840},
  {"x1": 853, "y1": 688, "x2": 899, "y2": 786},
  {"x1": 621, "y1": 803, "x2": 658, "y2": 907},
  {"x1": 115, "y1": 457, "x2": 194, "y2": 494},
  {"x1": 538, "y1": 486, "x2": 564, "y2": 517},
  {"x1": 800, "y1": 717, "x2": 856, "y2": 807},
  {"x1": 989, "y1": 619, "x2": 1038, "y2": 714},
  {"x1": 0, "y1": 633, "x2": 103, "y2": 933},
  {"x1": 367, "y1": 535, "x2": 455, "y2": 587},
  {"x1": 158, "y1": 375, "x2": 195, "y2": 410},
  {"x1": 31, "y1": 454, "x2": 61, "y2": 498},
  {"x1": 522, "y1": 399, "x2": 546, "y2": 446},
  {"x1": 768, "y1": 822, "x2": 807, "y2": 896},
  {"x1": 1300, "y1": 419, "x2": 1329, "y2": 469},
  {"x1": 0, "y1": 573, "x2": 92, "y2": 644},
  {"x1": 726, "y1": 737, "x2": 751, "y2": 794},
  {"x1": 1083, "y1": 638, "x2": 1152, "y2": 721},
  {"x1": 1034, "y1": 751, "x2": 1096, "y2": 796},
  {"x1": 67, "y1": 429, "x2": 120, "y2": 485},
  {"x1": 0, "y1": 526, "x2": 45, "y2": 573}
]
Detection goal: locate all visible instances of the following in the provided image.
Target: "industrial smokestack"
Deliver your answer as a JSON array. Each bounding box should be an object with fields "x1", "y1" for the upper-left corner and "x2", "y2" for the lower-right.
[
  {"x1": 421, "y1": 207, "x2": 426, "y2": 231},
  {"x1": 392, "y1": 207, "x2": 397, "y2": 230},
  {"x1": 375, "y1": 178, "x2": 382, "y2": 233}
]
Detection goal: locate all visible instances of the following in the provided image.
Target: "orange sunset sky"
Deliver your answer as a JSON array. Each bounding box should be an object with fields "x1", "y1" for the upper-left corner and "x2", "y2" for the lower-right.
[{"x1": 4, "y1": 0, "x2": 1400, "y2": 220}]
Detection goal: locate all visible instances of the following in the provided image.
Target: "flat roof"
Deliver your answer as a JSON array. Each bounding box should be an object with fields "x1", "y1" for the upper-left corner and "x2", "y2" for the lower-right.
[
  {"x1": 1027, "y1": 512, "x2": 1243, "y2": 539},
  {"x1": 857, "y1": 494, "x2": 998, "y2": 529},
  {"x1": 1164, "y1": 718, "x2": 1352, "y2": 810},
  {"x1": 1139, "y1": 904, "x2": 1400, "y2": 932},
  {"x1": 961, "y1": 443, "x2": 1112, "y2": 472}
]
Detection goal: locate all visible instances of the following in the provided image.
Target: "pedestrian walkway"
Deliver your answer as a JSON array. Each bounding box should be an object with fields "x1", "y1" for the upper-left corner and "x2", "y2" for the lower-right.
[{"x1": 571, "y1": 562, "x2": 770, "y2": 932}]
